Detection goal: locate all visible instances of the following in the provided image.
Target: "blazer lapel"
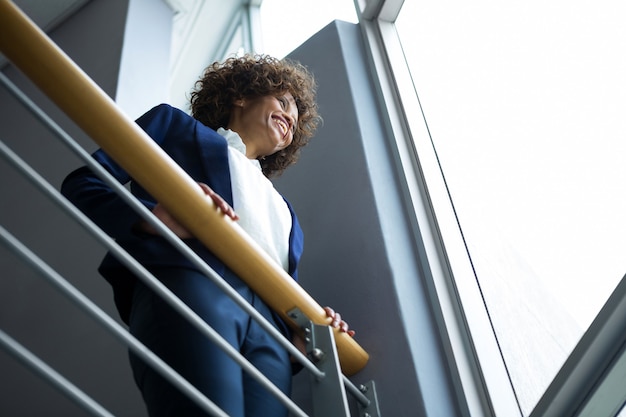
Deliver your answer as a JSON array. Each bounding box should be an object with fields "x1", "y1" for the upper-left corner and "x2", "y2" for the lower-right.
[{"x1": 194, "y1": 123, "x2": 234, "y2": 207}]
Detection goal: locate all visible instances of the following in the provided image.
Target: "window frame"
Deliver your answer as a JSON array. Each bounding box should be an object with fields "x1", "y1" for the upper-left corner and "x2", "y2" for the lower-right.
[
  {"x1": 355, "y1": 0, "x2": 522, "y2": 415},
  {"x1": 355, "y1": 1, "x2": 626, "y2": 416}
]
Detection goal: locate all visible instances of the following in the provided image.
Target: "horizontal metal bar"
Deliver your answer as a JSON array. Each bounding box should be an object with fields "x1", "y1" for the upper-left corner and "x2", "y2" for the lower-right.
[
  {"x1": 0, "y1": 67, "x2": 322, "y2": 381},
  {"x1": 343, "y1": 376, "x2": 371, "y2": 408},
  {"x1": 0, "y1": 140, "x2": 307, "y2": 417},
  {"x1": 0, "y1": 0, "x2": 368, "y2": 375},
  {"x1": 0, "y1": 224, "x2": 228, "y2": 417},
  {"x1": 0, "y1": 329, "x2": 114, "y2": 417}
]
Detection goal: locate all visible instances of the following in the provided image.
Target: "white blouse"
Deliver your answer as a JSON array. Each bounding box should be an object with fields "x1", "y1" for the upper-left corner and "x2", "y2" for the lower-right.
[{"x1": 217, "y1": 128, "x2": 292, "y2": 272}]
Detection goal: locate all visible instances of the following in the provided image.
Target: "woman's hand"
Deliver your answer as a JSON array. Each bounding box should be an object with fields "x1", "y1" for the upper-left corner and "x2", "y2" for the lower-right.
[
  {"x1": 136, "y1": 182, "x2": 238, "y2": 238},
  {"x1": 324, "y1": 306, "x2": 356, "y2": 337},
  {"x1": 291, "y1": 306, "x2": 355, "y2": 360},
  {"x1": 198, "y1": 182, "x2": 239, "y2": 221}
]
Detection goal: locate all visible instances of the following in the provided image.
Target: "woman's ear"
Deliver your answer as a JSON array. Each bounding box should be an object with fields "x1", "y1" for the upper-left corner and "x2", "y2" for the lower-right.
[{"x1": 233, "y1": 98, "x2": 245, "y2": 108}]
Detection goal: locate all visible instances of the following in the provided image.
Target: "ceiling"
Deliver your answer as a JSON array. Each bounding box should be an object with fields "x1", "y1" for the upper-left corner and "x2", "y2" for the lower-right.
[
  {"x1": 9, "y1": 0, "x2": 248, "y2": 63},
  {"x1": 0, "y1": 1, "x2": 85, "y2": 68},
  {"x1": 11, "y1": 0, "x2": 249, "y2": 35},
  {"x1": 4, "y1": 0, "x2": 250, "y2": 110},
  {"x1": 13, "y1": 0, "x2": 90, "y2": 32}
]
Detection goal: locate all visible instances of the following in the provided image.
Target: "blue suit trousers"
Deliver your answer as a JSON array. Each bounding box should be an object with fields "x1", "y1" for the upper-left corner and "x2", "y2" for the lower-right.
[{"x1": 127, "y1": 266, "x2": 292, "y2": 417}]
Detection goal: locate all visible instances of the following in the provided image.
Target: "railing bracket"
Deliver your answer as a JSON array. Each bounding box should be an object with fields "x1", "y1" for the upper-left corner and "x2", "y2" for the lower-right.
[
  {"x1": 288, "y1": 308, "x2": 351, "y2": 416},
  {"x1": 287, "y1": 308, "x2": 382, "y2": 417},
  {"x1": 357, "y1": 380, "x2": 381, "y2": 417}
]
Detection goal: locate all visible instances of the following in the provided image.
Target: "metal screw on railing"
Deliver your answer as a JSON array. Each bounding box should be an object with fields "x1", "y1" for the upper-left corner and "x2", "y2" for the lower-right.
[
  {"x1": 309, "y1": 348, "x2": 325, "y2": 363},
  {"x1": 356, "y1": 381, "x2": 381, "y2": 417}
]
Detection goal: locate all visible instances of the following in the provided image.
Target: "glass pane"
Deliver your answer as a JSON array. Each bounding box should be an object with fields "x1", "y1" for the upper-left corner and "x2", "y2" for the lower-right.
[
  {"x1": 259, "y1": 0, "x2": 357, "y2": 58},
  {"x1": 221, "y1": 25, "x2": 245, "y2": 60},
  {"x1": 396, "y1": 0, "x2": 626, "y2": 415}
]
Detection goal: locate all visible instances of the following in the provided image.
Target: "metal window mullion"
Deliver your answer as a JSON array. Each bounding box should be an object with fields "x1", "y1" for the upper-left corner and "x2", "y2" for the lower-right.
[
  {"x1": 375, "y1": 16, "x2": 521, "y2": 416},
  {"x1": 354, "y1": 8, "x2": 520, "y2": 416},
  {"x1": 241, "y1": 2, "x2": 262, "y2": 54},
  {"x1": 216, "y1": 7, "x2": 244, "y2": 59},
  {"x1": 0, "y1": 329, "x2": 114, "y2": 417},
  {"x1": 530, "y1": 273, "x2": 626, "y2": 417}
]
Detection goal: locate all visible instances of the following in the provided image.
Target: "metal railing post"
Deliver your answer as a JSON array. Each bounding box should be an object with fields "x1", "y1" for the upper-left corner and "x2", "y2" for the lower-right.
[
  {"x1": 289, "y1": 308, "x2": 351, "y2": 417},
  {"x1": 356, "y1": 381, "x2": 382, "y2": 417},
  {"x1": 289, "y1": 308, "x2": 382, "y2": 417}
]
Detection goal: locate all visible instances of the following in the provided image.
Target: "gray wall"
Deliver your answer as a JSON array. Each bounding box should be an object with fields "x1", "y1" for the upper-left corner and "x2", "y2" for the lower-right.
[
  {"x1": 280, "y1": 21, "x2": 464, "y2": 417},
  {"x1": 0, "y1": 6, "x2": 462, "y2": 417}
]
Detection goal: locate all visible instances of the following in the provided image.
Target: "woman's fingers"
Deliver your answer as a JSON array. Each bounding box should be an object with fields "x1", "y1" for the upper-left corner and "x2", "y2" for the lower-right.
[
  {"x1": 324, "y1": 306, "x2": 355, "y2": 337},
  {"x1": 198, "y1": 182, "x2": 239, "y2": 220}
]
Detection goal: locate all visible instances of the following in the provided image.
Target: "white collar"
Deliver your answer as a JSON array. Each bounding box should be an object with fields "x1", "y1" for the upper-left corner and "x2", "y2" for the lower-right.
[{"x1": 217, "y1": 127, "x2": 262, "y2": 170}]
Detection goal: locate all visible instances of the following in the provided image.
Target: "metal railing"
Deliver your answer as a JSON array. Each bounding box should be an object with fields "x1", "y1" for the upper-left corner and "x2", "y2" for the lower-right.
[
  {"x1": 0, "y1": 1, "x2": 378, "y2": 416},
  {"x1": 0, "y1": 0, "x2": 368, "y2": 377}
]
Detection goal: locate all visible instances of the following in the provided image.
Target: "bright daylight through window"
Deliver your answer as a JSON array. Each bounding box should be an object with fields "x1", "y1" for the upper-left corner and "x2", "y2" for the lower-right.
[
  {"x1": 396, "y1": 0, "x2": 626, "y2": 414},
  {"x1": 259, "y1": 0, "x2": 357, "y2": 58}
]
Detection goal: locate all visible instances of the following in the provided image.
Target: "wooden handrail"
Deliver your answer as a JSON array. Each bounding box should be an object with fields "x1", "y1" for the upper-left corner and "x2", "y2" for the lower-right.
[{"x1": 0, "y1": 0, "x2": 368, "y2": 375}]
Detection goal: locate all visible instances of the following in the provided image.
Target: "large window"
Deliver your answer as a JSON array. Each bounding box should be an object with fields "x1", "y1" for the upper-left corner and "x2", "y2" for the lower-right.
[{"x1": 396, "y1": 0, "x2": 626, "y2": 414}]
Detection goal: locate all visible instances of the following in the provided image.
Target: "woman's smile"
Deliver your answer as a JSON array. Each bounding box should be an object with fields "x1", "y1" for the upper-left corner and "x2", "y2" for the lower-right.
[
  {"x1": 228, "y1": 92, "x2": 299, "y2": 159},
  {"x1": 273, "y1": 115, "x2": 290, "y2": 138}
]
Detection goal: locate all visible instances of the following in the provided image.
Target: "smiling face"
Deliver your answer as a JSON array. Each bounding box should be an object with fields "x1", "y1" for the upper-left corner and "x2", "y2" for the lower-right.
[{"x1": 227, "y1": 92, "x2": 299, "y2": 160}]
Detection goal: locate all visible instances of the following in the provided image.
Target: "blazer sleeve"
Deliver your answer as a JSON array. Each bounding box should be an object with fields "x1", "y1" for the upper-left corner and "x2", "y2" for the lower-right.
[
  {"x1": 60, "y1": 104, "x2": 177, "y2": 239},
  {"x1": 285, "y1": 199, "x2": 304, "y2": 281}
]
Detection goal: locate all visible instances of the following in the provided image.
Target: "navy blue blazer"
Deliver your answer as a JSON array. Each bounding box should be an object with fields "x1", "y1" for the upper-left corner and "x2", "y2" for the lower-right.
[{"x1": 62, "y1": 104, "x2": 304, "y2": 324}]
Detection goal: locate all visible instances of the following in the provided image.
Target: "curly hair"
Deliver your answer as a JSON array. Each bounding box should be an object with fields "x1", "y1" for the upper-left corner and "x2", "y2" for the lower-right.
[{"x1": 189, "y1": 54, "x2": 320, "y2": 177}]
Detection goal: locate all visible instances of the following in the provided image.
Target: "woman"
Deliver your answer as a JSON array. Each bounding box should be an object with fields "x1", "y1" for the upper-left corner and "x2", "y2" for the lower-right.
[{"x1": 62, "y1": 54, "x2": 353, "y2": 417}]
